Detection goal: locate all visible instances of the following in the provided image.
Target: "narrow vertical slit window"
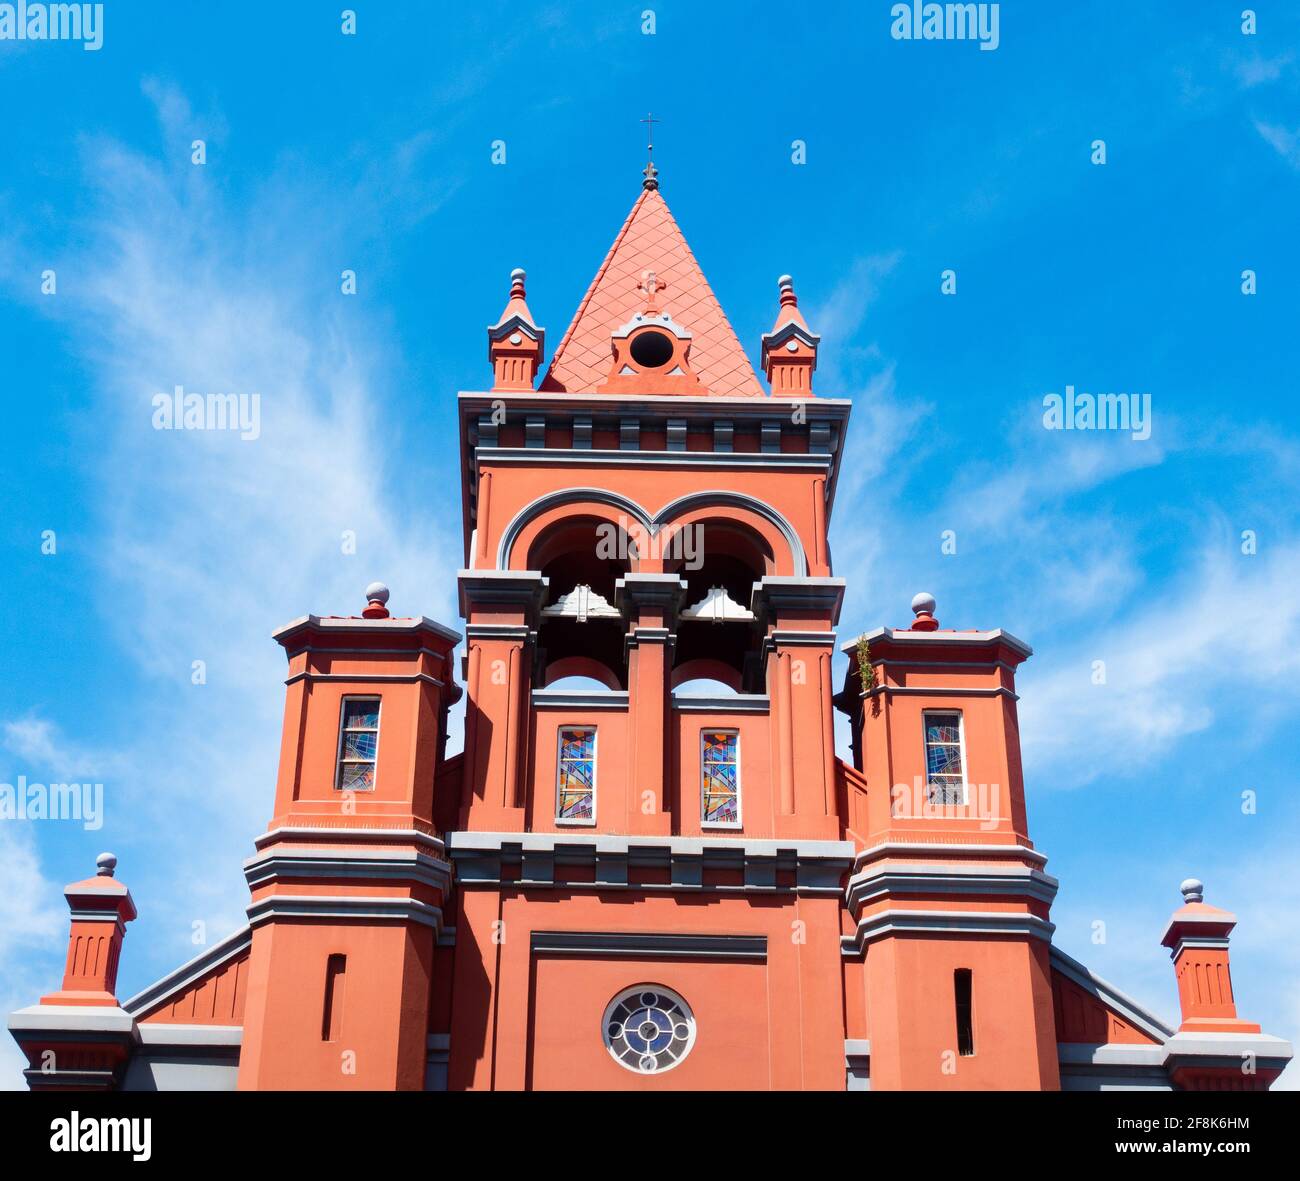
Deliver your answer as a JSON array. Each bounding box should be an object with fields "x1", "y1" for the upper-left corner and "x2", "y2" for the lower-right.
[
  {"x1": 924, "y1": 711, "x2": 966, "y2": 805},
  {"x1": 336, "y1": 697, "x2": 380, "y2": 791},
  {"x1": 322, "y1": 954, "x2": 347, "y2": 1042},
  {"x1": 556, "y1": 727, "x2": 596, "y2": 823},
  {"x1": 701, "y1": 730, "x2": 740, "y2": 826},
  {"x1": 955, "y1": 968, "x2": 974, "y2": 1057}
]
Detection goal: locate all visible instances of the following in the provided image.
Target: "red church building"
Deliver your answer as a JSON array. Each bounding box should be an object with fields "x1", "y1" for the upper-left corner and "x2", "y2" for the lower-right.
[{"x1": 10, "y1": 170, "x2": 1292, "y2": 1091}]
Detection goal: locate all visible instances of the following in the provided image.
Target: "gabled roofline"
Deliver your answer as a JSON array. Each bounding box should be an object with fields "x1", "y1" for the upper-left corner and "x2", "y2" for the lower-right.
[
  {"x1": 122, "y1": 924, "x2": 253, "y2": 1019},
  {"x1": 1049, "y1": 944, "x2": 1175, "y2": 1042}
]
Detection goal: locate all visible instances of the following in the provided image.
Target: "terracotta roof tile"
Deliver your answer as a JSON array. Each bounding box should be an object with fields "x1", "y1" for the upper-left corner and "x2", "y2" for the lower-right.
[{"x1": 540, "y1": 189, "x2": 765, "y2": 397}]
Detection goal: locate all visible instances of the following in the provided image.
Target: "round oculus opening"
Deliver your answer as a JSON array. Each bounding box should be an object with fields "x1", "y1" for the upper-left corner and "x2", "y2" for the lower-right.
[{"x1": 629, "y1": 329, "x2": 675, "y2": 369}]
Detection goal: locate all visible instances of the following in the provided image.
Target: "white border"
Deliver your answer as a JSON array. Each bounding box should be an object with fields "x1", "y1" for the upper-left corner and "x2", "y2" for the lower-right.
[{"x1": 601, "y1": 984, "x2": 697, "y2": 1075}]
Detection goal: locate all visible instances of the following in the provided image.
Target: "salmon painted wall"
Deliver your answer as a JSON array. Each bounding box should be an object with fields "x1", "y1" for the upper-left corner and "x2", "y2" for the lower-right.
[{"x1": 447, "y1": 890, "x2": 845, "y2": 1091}]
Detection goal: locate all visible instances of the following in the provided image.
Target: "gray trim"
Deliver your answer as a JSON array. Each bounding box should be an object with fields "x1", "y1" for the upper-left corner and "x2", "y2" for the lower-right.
[
  {"x1": 448, "y1": 831, "x2": 853, "y2": 895},
  {"x1": 1166, "y1": 935, "x2": 1231, "y2": 959},
  {"x1": 495, "y1": 487, "x2": 810, "y2": 578},
  {"x1": 1049, "y1": 945, "x2": 1176, "y2": 1041},
  {"x1": 853, "y1": 841, "x2": 1050, "y2": 871},
  {"x1": 530, "y1": 931, "x2": 767, "y2": 959},
  {"x1": 845, "y1": 864, "x2": 1060, "y2": 911},
  {"x1": 9, "y1": 1004, "x2": 138, "y2": 1037},
  {"x1": 478, "y1": 447, "x2": 831, "y2": 473},
  {"x1": 272, "y1": 614, "x2": 462, "y2": 647},
  {"x1": 137, "y1": 1023, "x2": 242, "y2": 1049},
  {"x1": 123, "y1": 926, "x2": 253, "y2": 1018},
  {"x1": 252, "y1": 826, "x2": 446, "y2": 854},
  {"x1": 458, "y1": 570, "x2": 549, "y2": 618},
  {"x1": 842, "y1": 626, "x2": 1032, "y2": 660},
  {"x1": 861, "y1": 685, "x2": 1019, "y2": 701},
  {"x1": 465, "y1": 623, "x2": 534, "y2": 641},
  {"x1": 243, "y1": 847, "x2": 452, "y2": 894},
  {"x1": 458, "y1": 390, "x2": 854, "y2": 414},
  {"x1": 846, "y1": 908, "x2": 1056, "y2": 955},
  {"x1": 531, "y1": 689, "x2": 629, "y2": 710},
  {"x1": 1058, "y1": 1042, "x2": 1166, "y2": 1068},
  {"x1": 672, "y1": 692, "x2": 770, "y2": 714},
  {"x1": 284, "y1": 671, "x2": 446, "y2": 688},
  {"x1": 1057, "y1": 1042, "x2": 1173, "y2": 1091},
  {"x1": 246, "y1": 894, "x2": 446, "y2": 934},
  {"x1": 844, "y1": 1038, "x2": 871, "y2": 1091},
  {"x1": 1161, "y1": 1031, "x2": 1293, "y2": 1072}
]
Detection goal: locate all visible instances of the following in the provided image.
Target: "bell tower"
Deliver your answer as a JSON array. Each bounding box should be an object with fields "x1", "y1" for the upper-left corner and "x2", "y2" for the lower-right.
[{"x1": 446, "y1": 171, "x2": 857, "y2": 1089}]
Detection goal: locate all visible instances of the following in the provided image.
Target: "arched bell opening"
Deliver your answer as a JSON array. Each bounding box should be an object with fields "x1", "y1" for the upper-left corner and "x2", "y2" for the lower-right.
[
  {"x1": 530, "y1": 516, "x2": 632, "y2": 691},
  {"x1": 664, "y1": 520, "x2": 771, "y2": 695}
]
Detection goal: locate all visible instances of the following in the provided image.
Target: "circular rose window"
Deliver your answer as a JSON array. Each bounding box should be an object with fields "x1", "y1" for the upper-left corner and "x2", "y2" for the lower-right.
[{"x1": 602, "y1": 985, "x2": 696, "y2": 1074}]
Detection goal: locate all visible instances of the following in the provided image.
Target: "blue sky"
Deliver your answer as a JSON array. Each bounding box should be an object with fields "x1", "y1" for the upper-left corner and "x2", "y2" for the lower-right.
[{"x1": 2, "y1": 2, "x2": 1299, "y2": 1088}]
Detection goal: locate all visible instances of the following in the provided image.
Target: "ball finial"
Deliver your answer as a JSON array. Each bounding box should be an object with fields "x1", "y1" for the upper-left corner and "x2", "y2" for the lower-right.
[
  {"x1": 510, "y1": 267, "x2": 526, "y2": 283},
  {"x1": 1180, "y1": 877, "x2": 1204, "y2": 904},
  {"x1": 909, "y1": 592, "x2": 939, "y2": 631},
  {"x1": 96, "y1": 852, "x2": 117, "y2": 878},
  {"x1": 778, "y1": 274, "x2": 793, "y2": 290},
  {"x1": 362, "y1": 582, "x2": 391, "y2": 619}
]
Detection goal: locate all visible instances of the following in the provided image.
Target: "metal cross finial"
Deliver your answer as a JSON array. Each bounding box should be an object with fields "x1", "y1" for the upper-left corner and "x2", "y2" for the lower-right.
[{"x1": 641, "y1": 112, "x2": 661, "y2": 190}]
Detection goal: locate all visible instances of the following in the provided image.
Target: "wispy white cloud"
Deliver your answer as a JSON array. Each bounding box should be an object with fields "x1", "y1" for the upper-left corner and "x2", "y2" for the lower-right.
[
  {"x1": 1019, "y1": 537, "x2": 1300, "y2": 788},
  {"x1": 1254, "y1": 120, "x2": 1300, "y2": 169},
  {"x1": 1234, "y1": 53, "x2": 1294, "y2": 89},
  {"x1": 1, "y1": 80, "x2": 468, "y2": 1042}
]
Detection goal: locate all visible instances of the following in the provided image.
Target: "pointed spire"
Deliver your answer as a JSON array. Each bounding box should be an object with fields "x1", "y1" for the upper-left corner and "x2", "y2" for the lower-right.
[
  {"x1": 540, "y1": 189, "x2": 763, "y2": 396},
  {"x1": 487, "y1": 267, "x2": 545, "y2": 391},
  {"x1": 761, "y1": 274, "x2": 821, "y2": 397},
  {"x1": 641, "y1": 112, "x2": 660, "y2": 190}
]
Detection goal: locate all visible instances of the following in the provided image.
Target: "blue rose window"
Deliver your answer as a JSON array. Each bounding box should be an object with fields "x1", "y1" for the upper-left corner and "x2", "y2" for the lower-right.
[{"x1": 602, "y1": 986, "x2": 695, "y2": 1074}]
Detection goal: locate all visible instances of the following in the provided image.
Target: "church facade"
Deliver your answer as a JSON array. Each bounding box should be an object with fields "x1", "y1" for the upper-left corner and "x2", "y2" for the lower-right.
[{"x1": 10, "y1": 173, "x2": 1291, "y2": 1091}]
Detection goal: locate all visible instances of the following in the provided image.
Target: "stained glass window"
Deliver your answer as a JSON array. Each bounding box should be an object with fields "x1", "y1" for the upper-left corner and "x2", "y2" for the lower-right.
[
  {"x1": 336, "y1": 697, "x2": 380, "y2": 791},
  {"x1": 556, "y1": 727, "x2": 596, "y2": 822},
  {"x1": 924, "y1": 711, "x2": 965, "y2": 804},
  {"x1": 701, "y1": 730, "x2": 740, "y2": 826},
  {"x1": 602, "y1": 986, "x2": 696, "y2": 1074}
]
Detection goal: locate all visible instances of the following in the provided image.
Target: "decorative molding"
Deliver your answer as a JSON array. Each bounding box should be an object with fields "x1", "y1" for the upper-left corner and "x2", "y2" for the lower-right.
[
  {"x1": 245, "y1": 894, "x2": 446, "y2": 934},
  {"x1": 844, "y1": 908, "x2": 1056, "y2": 956},
  {"x1": 845, "y1": 864, "x2": 1060, "y2": 912},
  {"x1": 841, "y1": 626, "x2": 1033, "y2": 660},
  {"x1": 272, "y1": 614, "x2": 462, "y2": 648},
  {"x1": 242, "y1": 847, "x2": 452, "y2": 895},
  {"x1": 671, "y1": 692, "x2": 770, "y2": 714},
  {"x1": 496, "y1": 487, "x2": 810, "y2": 578},
  {"x1": 530, "y1": 931, "x2": 767, "y2": 960},
  {"x1": 531, "y1": 689, "x2": 630, "y2": 711},
  {"x1": 253, "y1": 826, "x2": 446, "y2": 854},
  {"x1": 852, "y1": 841, "x2": 1049, "y2": 872},
  {"x1": 448, "y1": 831, "x2": 853, "y2": 895}
]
